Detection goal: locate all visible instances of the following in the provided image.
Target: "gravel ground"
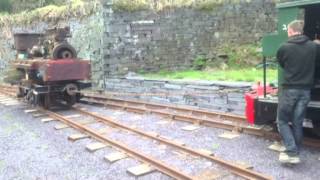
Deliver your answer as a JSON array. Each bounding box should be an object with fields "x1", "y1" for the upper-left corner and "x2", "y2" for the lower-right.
[
  {"x1": 55, "y1": 109, "x2": 237, "y2": 179},
  {"x1": 79, "y1": 103, "x2": 320, "y2": 180},
  {"x1": 1, "y1": 97, "x2": 320, "y2": 180},
  {"x1": 0, "y1": 100, "x2": 170, "y2": 180}
]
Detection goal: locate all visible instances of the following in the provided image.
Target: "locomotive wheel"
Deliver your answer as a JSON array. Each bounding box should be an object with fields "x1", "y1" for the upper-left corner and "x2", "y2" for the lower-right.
[
  {"x1": 17, "y1": 87, "x2": 24, "y2": 98},
  {"x1": 65, "y1": 83, "x2": 78, "y2": 96},
  {"x1": 65, "y1": 94, "x2": 76, "y2": 107},
  {"x1": 52, "y1": 43, "x2": 77, "y2": 59},
  {"x1": 26, "y1": 90, "x2": 37, "y2": 106},
  {"x1": 42, "y1": 94, "x2": 51, "y2": 109}
]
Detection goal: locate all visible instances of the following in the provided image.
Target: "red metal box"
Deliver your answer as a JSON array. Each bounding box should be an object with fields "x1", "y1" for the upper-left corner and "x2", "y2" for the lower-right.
[{"x1": 14, "y1": 59, "x2": 91, "y2": 82}]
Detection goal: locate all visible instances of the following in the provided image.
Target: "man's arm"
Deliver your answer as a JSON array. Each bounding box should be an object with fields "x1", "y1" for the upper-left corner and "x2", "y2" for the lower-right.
[
  {"x1": 316, "y1": 44, "x2": 320, "y2": 68},
  {"x1": 276, "y1": 46, "x2": 285, "y2": 68}
]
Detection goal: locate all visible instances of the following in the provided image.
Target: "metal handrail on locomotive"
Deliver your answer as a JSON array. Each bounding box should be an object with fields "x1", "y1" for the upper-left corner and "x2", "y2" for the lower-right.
[
  {"x1": 245, "y1": 0, "x2": 320, "y2": 136},
  {"x1": 12, "y1": 26, "x2": 91, "y2": 109}
]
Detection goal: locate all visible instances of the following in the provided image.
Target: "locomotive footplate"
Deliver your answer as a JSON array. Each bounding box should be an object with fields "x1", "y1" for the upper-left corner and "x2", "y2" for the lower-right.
[
  {"x1": 255, "y1": 98, "x2": 320, "y2": 130},
  {"x1": 19, "y1": 81, "x2": 91, "y2": 95},
  {"x1": 22, "y1": 84, "x2": 65, "y2": 94}
]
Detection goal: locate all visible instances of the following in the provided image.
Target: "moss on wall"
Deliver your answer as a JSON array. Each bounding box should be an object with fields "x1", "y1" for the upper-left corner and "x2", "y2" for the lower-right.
[
  {"x1": 112, "y1": 0, "x2": 249, "y2": 12},
  {"x1": 0, "y1": 0, "x2": 99, "y2": 26}
]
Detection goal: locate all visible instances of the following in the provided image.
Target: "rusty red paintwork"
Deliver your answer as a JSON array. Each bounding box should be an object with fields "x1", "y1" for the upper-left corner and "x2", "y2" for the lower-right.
[{"x1": 13, "y1": 59, "x2": 91, "y2": 82}]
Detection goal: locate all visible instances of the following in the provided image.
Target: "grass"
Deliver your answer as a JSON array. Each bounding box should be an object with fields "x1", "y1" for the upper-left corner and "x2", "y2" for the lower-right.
[
  {"x1": 3, "y1": 67, "x2": 24, "y2": 84},
  {"x1": 142, "y1": 68, "x2": 278, "y2": 83},
  {"x1": 113, "y1": 0, "x2": 241, "y2": 12},
  {"x1": 141, "y1": 42, "x2": 274, "y2": 83},
  {"x1": 0, "y1": 0, "x2": 99, "y2": 26},
  {"x1": 215, "y1": 43, "x2": 262, "y2": 69},
  {"x1": 140, "y1": 43, "x2": 275, "y2": 83}
]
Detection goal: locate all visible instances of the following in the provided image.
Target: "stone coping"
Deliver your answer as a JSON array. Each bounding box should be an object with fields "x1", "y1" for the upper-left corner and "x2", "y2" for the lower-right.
[{"x1": 120, "y1": 76, "x2": 252, "y2": 88}]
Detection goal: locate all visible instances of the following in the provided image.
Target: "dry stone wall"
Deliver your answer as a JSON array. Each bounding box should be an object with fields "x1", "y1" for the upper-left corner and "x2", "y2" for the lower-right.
[
  {"x1": 103, "y1": 77, "x2": 250, "y2": 115},
  {"x1": 98, "y1": 0, "x2": 277, "y2": 86}
]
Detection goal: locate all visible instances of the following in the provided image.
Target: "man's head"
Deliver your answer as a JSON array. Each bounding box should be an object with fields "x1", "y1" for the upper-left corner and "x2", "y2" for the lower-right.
[{"x1": 287, "y1": 20, "x2": 304, "y2": 37}]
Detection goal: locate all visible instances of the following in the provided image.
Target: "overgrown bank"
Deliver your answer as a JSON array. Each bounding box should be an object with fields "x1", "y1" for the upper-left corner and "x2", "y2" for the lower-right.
[
  {"x1": 140, "y1": 43, "x2": 278, "y2": 83},
  {"x1": 0, "y1": 0, "x2": 99, "y2": 26},
  {"x1": 112, "y1": 0, "x2": 296, "y2": 12},
  {"x1": 141, "y1": 68, "x2": 277, "y2": 83}
]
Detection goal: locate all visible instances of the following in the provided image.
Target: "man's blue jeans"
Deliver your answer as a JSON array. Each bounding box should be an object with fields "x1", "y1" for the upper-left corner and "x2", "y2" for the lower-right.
[{"x1": 277, "y1": 89, "x2": 310, "y2": 156}]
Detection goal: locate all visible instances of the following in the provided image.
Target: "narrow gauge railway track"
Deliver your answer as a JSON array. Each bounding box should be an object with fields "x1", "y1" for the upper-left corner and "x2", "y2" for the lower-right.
[
  {"x1": 43, "y1": 109, "x2": 195, "y2": 180},
  {"x1": 1, "y1": 84, "x2": 320, "y2": 148},
  {"x1": 83, "y1": 92, "x2": 246, "y2": 123},
  {"x1": 81, "y1": 93, "x2": 320, "y2": 149},
  {"x1": 72, "y1": 105, "x2": 272, "y2": 179},
  {"x1": 0, "y1": 85, "x2": 17, "y2": 96},
  {"x1": 0, "y1": 87, "x2": 273, "y2": 179}
]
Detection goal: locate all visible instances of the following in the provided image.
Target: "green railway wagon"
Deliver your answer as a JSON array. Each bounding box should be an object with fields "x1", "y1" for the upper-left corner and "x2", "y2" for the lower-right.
[{"x1": 247, "y1": 0, "x2": 320, "y2": 136}]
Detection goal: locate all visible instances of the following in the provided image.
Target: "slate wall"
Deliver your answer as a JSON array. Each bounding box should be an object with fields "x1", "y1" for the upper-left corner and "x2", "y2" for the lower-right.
[
  {"x1": 98, "y1": 0, "x2": 277, "y2": 85},
  {"x1": 102, "y1": 77, "x2": 250, "y2": 115}
]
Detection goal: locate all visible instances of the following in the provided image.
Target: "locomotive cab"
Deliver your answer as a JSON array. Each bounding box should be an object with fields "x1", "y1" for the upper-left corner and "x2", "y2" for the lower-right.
[
  {"x1": 304, "y1": 5, "x2": 320, "y2": 98},
  {"x1": 247, "y1": 0, "x2": 320, "y2": 136}
]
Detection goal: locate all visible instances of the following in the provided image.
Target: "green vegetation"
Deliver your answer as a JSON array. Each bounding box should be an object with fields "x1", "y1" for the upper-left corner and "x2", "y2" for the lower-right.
[
  {"x1": 0, "y1": 0, "x2": 65, "y2": 13},
  {"x1": 0, "y1": 0, "x2": 11, "y2": 13},
  {"x1": 193, "y1": 56, "x2": 207, "y2": 70},
  {"x1": 193, "y1": 0, "x2": 226, "y2": 11},
  {"x1": 142, "y1": 68, "x2": 277, "y2": 82},
  {"x1": 221, "y1": 43, "x2": 262, "y2": 69},
  {"x1": 0, "y1": 0, "x2": 98, "y2": 25},
  {"x1": 113, "y1": 0, "x2": 242, "y2": 12},
  {"x1": 3, "y1": 67, "x2": 24, "y2": 84},
  {"x1": 113, "y1": 0, "x2": 150, "y2": 12},
  {"x1": 189, "y1": 43, "x2": 263, "y2": 71},
  {"x1": 141, "y1": 43, "x2": 277, "y2": 82}
]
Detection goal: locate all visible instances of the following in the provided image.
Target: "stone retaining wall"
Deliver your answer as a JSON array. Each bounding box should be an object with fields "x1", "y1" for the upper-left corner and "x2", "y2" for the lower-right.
[
  {"x1": 103, "y1": 77, "x2": 251, "y2": 115},
  {"x1": 98, "y1": 0, "x2": 277, "y2": 83}
]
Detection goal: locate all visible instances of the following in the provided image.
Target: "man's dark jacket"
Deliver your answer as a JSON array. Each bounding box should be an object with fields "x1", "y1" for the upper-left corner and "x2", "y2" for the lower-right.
[{"x1": 276, "y1": 35, "x2": 317, "y2": 89}]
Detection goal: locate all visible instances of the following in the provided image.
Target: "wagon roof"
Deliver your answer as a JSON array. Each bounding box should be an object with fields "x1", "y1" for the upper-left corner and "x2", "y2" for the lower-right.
[{"x1": 277, "y1": 0, "x2": 320, "y2": 9}]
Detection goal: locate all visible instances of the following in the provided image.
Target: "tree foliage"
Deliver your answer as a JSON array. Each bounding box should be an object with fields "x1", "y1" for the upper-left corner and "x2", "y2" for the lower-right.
[
  {"x1": 0, "y1": 0, "x2": 12, "y2": 13},
  {"x1": 0, "y1": 0, "x2": 65, "y2": 13}
]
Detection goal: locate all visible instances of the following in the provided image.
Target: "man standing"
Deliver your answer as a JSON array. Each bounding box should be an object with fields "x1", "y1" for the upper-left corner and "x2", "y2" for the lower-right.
[{"x1": 276, "y1": 20, "x2": 317, "y2": 164}]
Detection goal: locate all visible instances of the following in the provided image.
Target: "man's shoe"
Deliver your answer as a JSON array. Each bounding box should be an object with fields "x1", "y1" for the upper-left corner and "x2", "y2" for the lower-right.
[
  {"x1": 279, "y1": 152, "x2": 300, "y2": 164},
  {"x1": 288, "y1": 156, "x2": 301, "y2": 164},
  {"x1": 278, "y1": 145, "x2": 286, "y2": 152},
  {"x1": 269, "y1": 142, "x2": 286, "y2": 152}
]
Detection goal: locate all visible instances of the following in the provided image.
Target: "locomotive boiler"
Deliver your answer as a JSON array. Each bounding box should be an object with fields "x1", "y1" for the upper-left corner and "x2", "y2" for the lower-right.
[{"x1": 12, "y1": 27, "x2": 91, "y2": 109}]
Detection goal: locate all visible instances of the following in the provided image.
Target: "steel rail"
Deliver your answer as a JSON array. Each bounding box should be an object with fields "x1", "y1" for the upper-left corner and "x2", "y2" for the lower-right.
[
  {"x1": 1, "y1": 85, "x2": 320, "y2": 148},
  {"x1": 74, "y1": 106, "x2": 273, "y2": 180},
  {"x1": 0, "y1": 88, "x2": 16, "y2": 97},
  {"x1": 43, "y1": 109, "x2": 195, "y2": 180},
  {"x1": 83, "y1": 93, "x2": 246, "y2": 122},
  {"x1": 82, "y1": 94, "x2": 320, "y2": 149},
  {"x1": 83, "y1": 96, "x2": 265, "y2": 134},
  {"x1": 0, "y1": 85, "x2": 245, "y2": 122}
]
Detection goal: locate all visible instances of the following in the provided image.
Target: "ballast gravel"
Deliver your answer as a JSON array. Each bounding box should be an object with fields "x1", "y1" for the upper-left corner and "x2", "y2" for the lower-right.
[
  {"x1": 0, "y1": 100, "x2": 320, "y2": 180},
  {"x1": 0, "y1": 104, "x2": 170, "y2": 180}
]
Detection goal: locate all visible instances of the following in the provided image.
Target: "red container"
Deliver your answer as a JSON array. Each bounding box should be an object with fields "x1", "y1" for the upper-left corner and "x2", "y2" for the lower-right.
[
  {"x1": 245, "y1": 93, "x2": 257, "y2": 124},
  {"x1": 42, "y1": 59, "x2": 91, "y2": 82},
  {"x1": 245, "y1": 82, "x2": 278, "y2": 124}
]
